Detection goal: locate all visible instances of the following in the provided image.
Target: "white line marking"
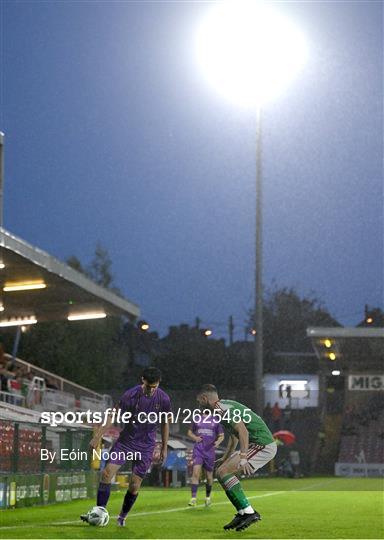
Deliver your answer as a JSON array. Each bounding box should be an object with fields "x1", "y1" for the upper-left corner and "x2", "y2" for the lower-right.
[
  {"x1": 0, "y1": 479, "x2": 339, "y2": 531},
  {"x1": 0, "y1": 491, "x2": 284, "y2": 530}
]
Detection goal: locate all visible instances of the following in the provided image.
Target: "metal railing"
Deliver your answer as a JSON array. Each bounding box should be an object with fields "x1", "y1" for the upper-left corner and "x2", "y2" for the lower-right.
[
  {"x1": 42, "y1": 388, "x2": 77, "y2": 412},
  {"x1": 3, "y1": 354, "x2": 112, "y2": 413},
  {"x1": 0, "y1": 390, "x2": 25, "y2": 408},
  {"x1": 4, "y1": 353, "x2": 108, "y2": 401}
]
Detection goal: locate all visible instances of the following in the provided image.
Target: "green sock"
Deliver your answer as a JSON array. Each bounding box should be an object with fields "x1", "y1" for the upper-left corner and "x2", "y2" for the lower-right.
[
  {"x1": 218, "y1": 476, "x2": 238, "y2": 508},
  {"x1": 220, "y1": 474, "x2": 250, "y2": 511}
]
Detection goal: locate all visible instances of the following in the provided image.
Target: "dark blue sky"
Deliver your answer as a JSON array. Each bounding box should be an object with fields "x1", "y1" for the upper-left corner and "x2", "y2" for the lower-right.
[{"x1": 1, "y1": 1, "x2": 383, "y2": 339}]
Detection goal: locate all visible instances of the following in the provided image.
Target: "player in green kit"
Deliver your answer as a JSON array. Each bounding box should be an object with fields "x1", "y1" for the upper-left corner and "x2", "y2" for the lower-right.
[{"x1": 196, "y1": 384, "x2": 277, "y2": 532}]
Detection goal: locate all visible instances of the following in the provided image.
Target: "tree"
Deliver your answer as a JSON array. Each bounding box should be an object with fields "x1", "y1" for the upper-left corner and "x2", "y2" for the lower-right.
[
  {"x1": 359, "y1": 306, "x2": 384, "y2": 327},
  {"x1": 249, "y1": 286, "x2": 340, "y2": 357},
  {"x1": 66, "y1": 256, "x2": 87, "y2": 275},
  {"x1": 153, "y1": 325, "x2": 227, "y2": 391},
  {"x1": 87, "y1": 243, "x2": 114, "y2": 289}
]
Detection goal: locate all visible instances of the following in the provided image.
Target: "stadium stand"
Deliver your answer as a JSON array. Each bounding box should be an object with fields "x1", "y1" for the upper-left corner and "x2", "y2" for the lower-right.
[
  {"x1": 338, "y1": 397, "x2": 384, "y2": 464},
  {"x1": 0, "y1": 350, "x2": 113, "y2": 477},
  {"x1": 0, "y1": 353, "x2": 112, "y2": 413}
]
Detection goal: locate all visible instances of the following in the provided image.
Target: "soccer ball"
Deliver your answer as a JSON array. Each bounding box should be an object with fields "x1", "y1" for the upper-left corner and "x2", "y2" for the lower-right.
[{"x1": 86, "y1": 506, "x2": 109, "y2": 527}]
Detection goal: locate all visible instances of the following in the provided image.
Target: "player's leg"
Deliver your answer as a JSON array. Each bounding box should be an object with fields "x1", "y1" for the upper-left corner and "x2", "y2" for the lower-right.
[
  {"x1": 204, "y1": 469, "x2": 213, "y2": 506},
  {"x1": 203, "y1": 452, "x2": 215, "y2": 506},
  {"x1": 117, "y1": 452, "x2": 151, "y2": 526},
  {"x1": 189, "y1": 464, "x2": 202, "y2": 506},
  {"x1": 217, "y1": 453, "x2": 254, "y2": 518},
  {"x1": 98, "y1": 462, "x2": 122, "y2": 505},
  {"x1": 96, "y1": 439, "x2": 129, "y2": 510},
  {"x1": 80, "y1": 462, "x2": 121, "y2": 523},
  {"x1": 247, "y1": 442, "x2": 277, "y2": 479},
  {"x1": 220, "y1": 443, "x2": 277, "y2": 531},
  {"x1": 235, "y1": 443, "x2": 277, "y2": 531},
  {"x1": 217, "y1": 452, "x2": 260, "y2": 531},
  {"x1": 117, "y1": 473, "x2": 143, "y2": 525}
]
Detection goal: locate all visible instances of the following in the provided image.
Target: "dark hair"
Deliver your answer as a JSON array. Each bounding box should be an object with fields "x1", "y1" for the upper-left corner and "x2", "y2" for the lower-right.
[
  {"x1": 198, "y1": 384, "x2": 218, "y2": 395},
  {"x1": 142, "y1": 366, "x2": 162, "y2": 384}
]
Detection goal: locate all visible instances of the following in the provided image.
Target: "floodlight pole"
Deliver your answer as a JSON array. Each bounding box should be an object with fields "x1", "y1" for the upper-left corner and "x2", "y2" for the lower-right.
[
  {"x1": 254, "y1": 106, "x2": 264, "y2": 414},
  {"x1": 0, "y1": 132, "x2": 4, "y2": 229}
]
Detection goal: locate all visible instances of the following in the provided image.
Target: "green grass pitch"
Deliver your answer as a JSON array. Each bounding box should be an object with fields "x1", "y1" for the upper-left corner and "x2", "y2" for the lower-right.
[{"x1": 0, "y1": 477, "x2": 383, "y2": 539}]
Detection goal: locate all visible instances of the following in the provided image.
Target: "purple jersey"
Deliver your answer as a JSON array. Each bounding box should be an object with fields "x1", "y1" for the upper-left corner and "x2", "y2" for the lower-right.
[
  {"x1": 192, "y1": 416, "x2": 223, "y2": 456},
  {"x1": 117, "y1": 385, "x2": 171, "y2": 450}
]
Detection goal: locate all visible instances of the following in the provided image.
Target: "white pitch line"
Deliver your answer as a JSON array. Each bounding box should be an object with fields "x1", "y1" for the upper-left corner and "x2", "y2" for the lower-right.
[
  {"x1": 0, "y1": 479, "x2": 338, "y2": 531},
  {"x1": 0, "y1": 491, "x2": 284, "y2": 530},
  {"x1": 104, "y1": 490, "x2": 287, "y2": 519}
]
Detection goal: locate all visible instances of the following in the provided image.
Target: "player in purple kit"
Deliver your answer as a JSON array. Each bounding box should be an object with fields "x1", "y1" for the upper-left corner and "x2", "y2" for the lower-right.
[
  {"x1": 80, "y1": 367, "x2": 171, "y2": 527},
  {"x1": 187, "y1": 412, "x2": 224, "y2": 506}
]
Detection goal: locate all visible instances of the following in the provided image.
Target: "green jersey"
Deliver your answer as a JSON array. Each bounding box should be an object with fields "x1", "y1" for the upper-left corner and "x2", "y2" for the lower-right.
[{"x1": 216, "y1": 399, "x2": 274, "y2": 446}]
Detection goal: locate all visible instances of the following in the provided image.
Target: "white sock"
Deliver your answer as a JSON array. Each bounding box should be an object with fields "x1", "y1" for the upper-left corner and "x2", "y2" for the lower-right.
[
  {"x1": 239, "y1": 509, "x2": 244, "y2": 515},
  {"x1": 243, "y1": 505, "x2": 254, "y2": 514}
]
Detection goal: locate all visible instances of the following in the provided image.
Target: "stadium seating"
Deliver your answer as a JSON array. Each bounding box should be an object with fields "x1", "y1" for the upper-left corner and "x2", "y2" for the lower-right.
[{"x1": 338, "y1": 402, "x2": 384, "y2": 464}]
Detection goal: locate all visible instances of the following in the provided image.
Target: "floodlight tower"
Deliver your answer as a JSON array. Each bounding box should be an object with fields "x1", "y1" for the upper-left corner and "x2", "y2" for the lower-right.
[
  {"x1": 196, "y1": 1, "x2": 308, "y2": 412},
  {"x1": 0, "y1": 132, "x2": 4, "y2": 229}
]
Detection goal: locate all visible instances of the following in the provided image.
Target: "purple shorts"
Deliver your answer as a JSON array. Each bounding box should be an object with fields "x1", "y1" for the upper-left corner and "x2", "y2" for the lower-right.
[
  {"x1": 192, "y1": 448, "x2": 215, "y2": 472},
  {"x1": 108, "y1": 439, "x2": 154, "y2": 478}
]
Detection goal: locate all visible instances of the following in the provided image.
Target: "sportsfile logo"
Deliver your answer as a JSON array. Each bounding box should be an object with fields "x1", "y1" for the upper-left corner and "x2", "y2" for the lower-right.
[
  {"x1": 40, "y1": 408, "x2": 172, "y2": 427},
  {"x1": 39, "y1": 407, "x2": 252, "y2": 427}
]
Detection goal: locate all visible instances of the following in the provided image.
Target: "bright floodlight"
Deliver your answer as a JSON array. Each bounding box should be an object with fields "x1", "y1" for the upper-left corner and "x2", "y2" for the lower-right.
[{"x1": 196, "y1": 1, "x2": 308, "y2": 107}]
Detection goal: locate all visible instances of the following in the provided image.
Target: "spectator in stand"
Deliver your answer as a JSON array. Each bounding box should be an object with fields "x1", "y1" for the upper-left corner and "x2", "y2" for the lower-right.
[
  {"x1": 344, "y1": 404, "x2": 354, "y2": 420},
  {"x1": 0, "y1": 353, "x2": 15, "y2": 392},
  {"x1": 2, "y1": 349, "x2": 16, "y2": 374},
  {"x1": 263, "y1": 402, "x2": 272, "y2": 429},
  {"x1": 14, "y1": 367, "x2": 23, "y2": 380},
  {"x1": 278, "y1": 458, "x2": 294, "y2": 478},
  {"x1": 318, "y1": 430, "x2": 326, "y2": 453},
  {"x1": 289, "y1": 448, "x2": 301, "y2": 478},
  {"x1": 0, "y1": 364, "x2": 8, "y2": 391},
  {"x1": 18, "y1": 366, "x2": 32, "y2": 397},
  {"x1": 45, "y1": 377, "x2": 59, "y2": 390},
  {"x1": 342, "y1": 404, "x2": 357, "y2": 435},
  {"x1": 272, "y1": 402, "x2": 282, "y2": 431},
  {"x1": 23, "y1": 370, "x2": 33, "y2": 383},
  {"x1": 19, "y1": 366, "x2": 31, "y2": 380},
  {"x1": 0, "y1": 357, "x2": 6, "y2": 390},
  {"x1": 283, "y1": 405, "x2": 292, "y2": 430},
  {"x1": 6, "y1": 366, "x2": 24, "y2": 394}
]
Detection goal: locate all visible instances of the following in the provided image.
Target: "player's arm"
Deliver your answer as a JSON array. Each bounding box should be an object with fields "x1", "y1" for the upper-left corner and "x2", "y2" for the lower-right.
[
  {"x1": 214, "y1": 432, "x2": 225, "y2": 448},
  {"x1": 232, "y1": 420, "x2": 253, "y2": 475},
  {"x1": 187, "y1": 428, "x2": 202, "y2": 443},
  {"x1": 160, "y1": 416, "x2": 170, "y2": 463},
  {"x1": 221, "y1": 434, "x2": 238, "y2": 462},
  {"x1": 89, "y1": 408, "x2": 115, "y2": 450}
]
